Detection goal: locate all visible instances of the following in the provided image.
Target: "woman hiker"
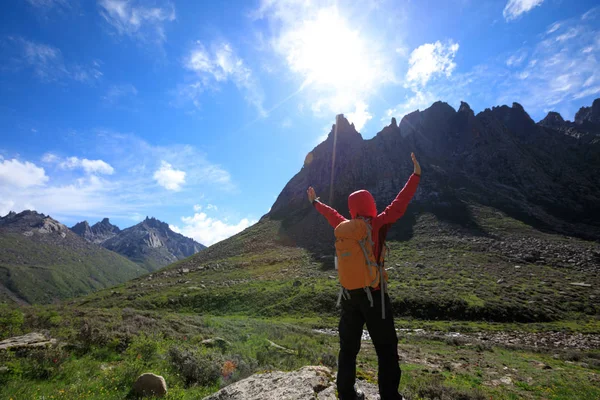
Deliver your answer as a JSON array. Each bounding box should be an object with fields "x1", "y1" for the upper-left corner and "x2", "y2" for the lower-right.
[{"x1": 307, "y1": 152, "x2": 421, "y2": 400}]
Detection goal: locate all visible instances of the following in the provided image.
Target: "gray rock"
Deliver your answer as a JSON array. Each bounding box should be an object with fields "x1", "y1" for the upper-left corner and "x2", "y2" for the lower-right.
[
  {"x1": 202, "y1": 366, "x2": 380, "y2": 400},
  {"x1": 201, "y1": 337, "x2": 231, "y2": 349},
  {"x1": 132, "y1": 373, "x2": 167, "y2": 397},
  {"x1": 0, "y1": 333, "x2": 57, "y2": 350}
]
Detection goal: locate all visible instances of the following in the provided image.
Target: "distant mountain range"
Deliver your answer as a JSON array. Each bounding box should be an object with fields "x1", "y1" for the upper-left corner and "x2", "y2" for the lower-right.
[
  {"x1": 70, "y1": 217, "x2": 206, "y2": 272},
  {"x1": 0, "y1": 211, "x2": 205, "y2": 305},
  {"x1": 0, "y1": 210, "x2": 144, "y2": 304}
]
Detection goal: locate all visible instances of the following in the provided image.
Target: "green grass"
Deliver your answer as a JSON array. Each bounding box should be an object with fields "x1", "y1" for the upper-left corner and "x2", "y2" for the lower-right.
[
  {"x1": 0, "y1": 233, "x2": 145, "y2": 304},
  {"x1": 1, "y1": 206, "x2": 599, "y2": 398},
  {"x1": 3, "y1": 306, "x2": 599, "y2": 399}
]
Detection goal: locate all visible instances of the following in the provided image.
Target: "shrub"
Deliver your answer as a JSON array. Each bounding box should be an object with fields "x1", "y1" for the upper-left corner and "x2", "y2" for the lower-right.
[{"x1": 168, "y1": 346, "x2": 222, "y2": 387}]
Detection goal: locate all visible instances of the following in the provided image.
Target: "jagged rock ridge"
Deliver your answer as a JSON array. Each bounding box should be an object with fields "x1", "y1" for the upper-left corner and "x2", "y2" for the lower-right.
[{"x1": 267, "y1": 98, "x2": 600, "y2": 254}]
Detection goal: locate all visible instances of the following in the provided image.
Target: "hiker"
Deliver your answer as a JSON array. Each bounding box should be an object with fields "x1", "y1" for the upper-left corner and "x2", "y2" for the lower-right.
[{"x1": 307, "y1": 152, "x2": 421, "y2": 400}]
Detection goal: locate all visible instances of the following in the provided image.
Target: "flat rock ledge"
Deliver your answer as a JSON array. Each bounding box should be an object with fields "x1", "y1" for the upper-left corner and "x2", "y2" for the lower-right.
[
  {"x1": 203, "y1": 366, "x2": 380, "y2": 400},
  {"x1": 0, "y1": 333, "x2": 57, "y2": 350}
]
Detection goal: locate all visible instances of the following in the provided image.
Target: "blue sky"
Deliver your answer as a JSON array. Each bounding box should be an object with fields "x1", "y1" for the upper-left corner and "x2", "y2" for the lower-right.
[{"x1": 0, "y1": 0, "x2": 599, "y2": 246}]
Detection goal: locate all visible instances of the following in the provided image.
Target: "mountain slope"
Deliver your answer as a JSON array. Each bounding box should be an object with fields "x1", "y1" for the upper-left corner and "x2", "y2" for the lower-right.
[
  {"x1": 78, "y1": 99, "x2": 600, "y2": 324},
  {"x1": 0, "y1": 211, "x2": 146, "y2": 304},
  {"x1": 100, "y1": 217, "x2": 205, "y2": 272}
]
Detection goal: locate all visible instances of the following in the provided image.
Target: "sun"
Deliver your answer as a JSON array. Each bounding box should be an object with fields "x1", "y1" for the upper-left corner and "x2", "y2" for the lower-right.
[{"x1": 281, "y1": 7, "x2": 377, "y2": 94}]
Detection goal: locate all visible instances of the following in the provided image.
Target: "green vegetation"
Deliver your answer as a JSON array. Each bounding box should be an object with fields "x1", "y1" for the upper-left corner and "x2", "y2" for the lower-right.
[
  {"x1": 1, "y1": 206, "x2": 599, "y2": 398},
  {"x1": 1, "y1": 306, "x2": 600, "y2": 399},
  {"x1": 0, "y1": 233, "x2": 145, "y2": 304}
]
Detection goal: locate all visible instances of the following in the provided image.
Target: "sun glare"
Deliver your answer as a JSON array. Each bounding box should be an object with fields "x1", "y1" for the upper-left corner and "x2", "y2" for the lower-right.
[{"x1": 283, "y1": 8, "x2": 376, "y2": 93}]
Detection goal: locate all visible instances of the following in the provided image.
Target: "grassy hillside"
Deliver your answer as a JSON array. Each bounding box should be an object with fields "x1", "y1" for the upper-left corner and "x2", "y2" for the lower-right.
[
  {"x1": 76, "y1": 205, "x2": 600, "y2": 324},
  {"x1": 0, "y1": 232, "x2": 146, "y2": 304},
  {"x1": 2, "y1": 205, "x2": 599, "y2": 399}
]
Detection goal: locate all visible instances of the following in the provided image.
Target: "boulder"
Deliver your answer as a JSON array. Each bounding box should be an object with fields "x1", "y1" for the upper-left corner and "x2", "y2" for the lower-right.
[{"x1": 132, "y1": 373, "x2": 167, "y2": 397}]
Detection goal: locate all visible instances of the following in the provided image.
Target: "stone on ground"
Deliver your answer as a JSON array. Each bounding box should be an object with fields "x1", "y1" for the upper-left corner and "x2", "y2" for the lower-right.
[{"x1": 132, "y1": 373, "x2": 167, "y2": 397}]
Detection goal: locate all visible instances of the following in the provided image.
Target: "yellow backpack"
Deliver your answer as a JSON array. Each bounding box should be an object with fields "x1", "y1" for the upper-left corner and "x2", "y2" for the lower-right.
[{"x1": 334, "y1": 218, "x2": 388, "y2": 318}]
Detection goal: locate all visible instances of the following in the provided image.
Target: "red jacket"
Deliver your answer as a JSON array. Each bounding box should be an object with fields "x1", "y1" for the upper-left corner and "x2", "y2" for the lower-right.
[{"x1": 313, "y1": 173, "x2": 420, "y2": 262}]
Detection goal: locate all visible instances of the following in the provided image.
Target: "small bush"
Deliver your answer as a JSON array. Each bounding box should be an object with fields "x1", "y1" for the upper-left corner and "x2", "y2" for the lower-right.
[
  {"x1": 410, "y1": 377, "x2": 487, "y2": 400},
  {"x1": 18, "y1": 346, "x2": 69, "y2": 380},
  {"x1": 168, "y1": 346, "x2": 222, "y2": 387}
]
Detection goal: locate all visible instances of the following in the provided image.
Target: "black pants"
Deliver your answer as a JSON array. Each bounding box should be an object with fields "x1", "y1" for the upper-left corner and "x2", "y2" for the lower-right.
[{"x1": 337, "y1": 288, "x2": 402, "y2": 400}]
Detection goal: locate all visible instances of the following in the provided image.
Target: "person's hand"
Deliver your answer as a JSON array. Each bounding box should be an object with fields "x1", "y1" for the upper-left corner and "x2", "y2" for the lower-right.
[
  {"x1": 307, "y1": 186, "x2": 318, "y2": 203},
  {"x1": 411, "y1": 152, "x2": 421, "y2": 176}
]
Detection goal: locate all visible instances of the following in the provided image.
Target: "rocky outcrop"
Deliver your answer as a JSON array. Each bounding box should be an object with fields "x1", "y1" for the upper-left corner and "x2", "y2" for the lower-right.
[
  {"x1": 0, "y1": 333, "x2": 57, "y2": 350},
  {"x1": 71, "y1": 218, "x2": 121, "y2": 244},
  {"x1": 203, "y1": 366, "x2": 379, "y2": 400},
  {"x1": 575, "y1": 98, "x2": 600, "y2": 126}
]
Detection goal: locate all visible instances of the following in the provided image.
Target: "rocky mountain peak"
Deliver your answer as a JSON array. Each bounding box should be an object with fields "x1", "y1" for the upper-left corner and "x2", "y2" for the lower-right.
[
  {"x1": 390, "y1": 117, "x2": 397, "y2": 128},
  {"x1": 458, "y1": 101, "x2": 473, "y2": 115},
  {"x1": 539, "y1": 111, "x2": 566, "y2": 128},
  {"x1": 575, "y1": 98, "x2": 600, "y2": 125}
]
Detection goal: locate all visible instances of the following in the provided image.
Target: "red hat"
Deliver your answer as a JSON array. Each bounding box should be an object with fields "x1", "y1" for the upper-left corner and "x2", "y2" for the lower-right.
[{"x1": 348, "y1": 190, "x2": 377, "y2": 219}]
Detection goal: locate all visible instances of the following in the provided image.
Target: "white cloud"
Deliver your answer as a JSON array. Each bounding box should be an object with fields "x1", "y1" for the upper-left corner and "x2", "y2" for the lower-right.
[
  {"x1": 171, "y1": 212, "x2": 256, "y2": 246},
  {"x1": 406, "y1": 41, "x2": 459, "y2": 86},
  {"x1": 503, "y1": 0, "x2": 544, "y2": 22},
  {"x1": 0, "y1": 135, "x2": 235, "y2": 224},
  {"x1": 5, "y1": 37, "x2": 102, "y2": 83},
  {"x1": 193, "y1": 204, "x2": 202, "y2": 212},
  {"x1": 506, "y1": 50, "x2": 527, "y2": 67},
  {"x1": 181, "y1": 42, "x2": 265, "y2": 116},
  {"x1": 98, "y1": 0, "x2": 176, "y2": 44},
  {"x1": 256, "y1": 1, "x2": 396, "y2": 121},
  {"x1": 153, "y1": 161, "x2": 185, "y2": 191},
  {"x1": 346, "y1": 101, "x2": 372, "y2": 131},
  {"x1": 556, "y1": 28, "x2": 580, "y2": 42},
  {"x1": 60, "y1": 157, "x2": 115, "y2": 175},
  {"x1": 582, "y1": 7, "x2": 599, "y2": 21},
  {"x1": 206, "y1": 204, "x2": 218, "y2": 211},
  {"x1": 41, "y1": 152, "x2": 59, "y2": 163},
  {"x1": 0, "y1": 199, "x2": 16, "y2": 217},
  {"x1": 547, "y1": 22, "x2": 561, "y2": 34},
  {"x1": 0, "y1": 159, "x2": 49, "y2": 188}
]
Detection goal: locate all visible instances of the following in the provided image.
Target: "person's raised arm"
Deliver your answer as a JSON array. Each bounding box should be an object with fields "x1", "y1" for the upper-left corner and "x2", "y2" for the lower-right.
[
  {"x1": 377, "y1": 153, "x2": 421, "y2": 225},
  {"x1": 307, "y1": 186, "x2": 347, "y2": 228}
]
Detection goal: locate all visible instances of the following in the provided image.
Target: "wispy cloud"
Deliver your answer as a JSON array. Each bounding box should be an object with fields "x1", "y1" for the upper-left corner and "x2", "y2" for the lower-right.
[
  {"x1": 503, "y1": 0, "x2": 544, "y2": 22},
  {"x1": 102, "y1": 83, "x2": 138, "y2": 109},
  {"x1": 98, "y1": 0, "x2": 176, "y2": 44},
  {"x1": 3, "y1": 37, "x2": 102, "y2": 84},
  {"x1": 179, "y1": 42, "x2": 266, "y2": 116},
  {"x1": 25, "y1": 0, "x2": 70, "y2": 11},
  {"x1": 59, "y1": 157, "x2": 115, "y2": 175},
  {"x1": 506, "y1": 50, "x2": 527, "y2": 67}
]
